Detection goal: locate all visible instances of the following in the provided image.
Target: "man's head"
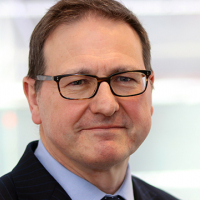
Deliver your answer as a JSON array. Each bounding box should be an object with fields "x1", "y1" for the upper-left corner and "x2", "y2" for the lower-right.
[
  {"x1": 23, "y1": 0, "x2": 154, "y2": 174},
  {"x1": 28, "y1": 0, "x2": 152, "y2": 92}
]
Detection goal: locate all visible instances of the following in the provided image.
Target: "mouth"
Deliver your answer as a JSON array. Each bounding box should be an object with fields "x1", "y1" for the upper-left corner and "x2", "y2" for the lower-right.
[
  {"x1": 85, "y1": 126, "x2": 124, "y2": 130},
  {"x1": 78, "y1": 126, "x2": 126, "y2": 137}
]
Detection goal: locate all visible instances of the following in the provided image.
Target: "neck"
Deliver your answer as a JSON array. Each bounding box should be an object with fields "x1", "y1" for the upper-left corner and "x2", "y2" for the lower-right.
[
  {"x1": 85, "y1": 160, "x2": 129, "y2": 194},
  {"x1": 65, "y1": 157, "x2": 129, "y2": 194},
  {"x1": 64, "y1": 155, "x2": 129, "y2": 194}
]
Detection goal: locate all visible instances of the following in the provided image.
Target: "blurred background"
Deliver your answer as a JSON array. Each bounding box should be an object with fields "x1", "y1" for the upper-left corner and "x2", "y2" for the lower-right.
[{"x1": 0, "y1": 0, "x2": 200, "y2": 199}]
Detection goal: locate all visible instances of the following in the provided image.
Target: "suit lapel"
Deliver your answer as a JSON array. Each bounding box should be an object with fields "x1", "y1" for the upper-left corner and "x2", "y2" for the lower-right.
[
  {"x1": 132, "y1": 176, "x2": 157, "y2": 200},
  {"x1": 11, "y1": 141, "x2": 71, "y2": 200},
  {"x1": 50, "y1": 185, "x2": 72, "y2": 200}
]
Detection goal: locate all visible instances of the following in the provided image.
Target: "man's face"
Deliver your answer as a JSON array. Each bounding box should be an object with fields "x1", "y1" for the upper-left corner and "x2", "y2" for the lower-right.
[{"x1": 29, "y1": 16, "x2": 153, "y2": 171}]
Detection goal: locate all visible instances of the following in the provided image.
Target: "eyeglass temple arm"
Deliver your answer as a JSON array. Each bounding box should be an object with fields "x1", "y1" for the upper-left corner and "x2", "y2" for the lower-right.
[{"x1": 36, "y1": 75, "x2": 54, "y2": 81}]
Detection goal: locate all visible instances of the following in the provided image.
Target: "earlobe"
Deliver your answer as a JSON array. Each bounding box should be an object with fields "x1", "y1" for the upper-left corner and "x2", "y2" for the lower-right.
[{"x1": 23, "y1": 77, "x2": 42, "y2": 125}]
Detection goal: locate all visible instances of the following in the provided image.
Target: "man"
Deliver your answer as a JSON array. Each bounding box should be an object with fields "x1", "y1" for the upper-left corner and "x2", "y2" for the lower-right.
[{"x1": 0, "y1": 0, "x2": 179, "y2": 199}]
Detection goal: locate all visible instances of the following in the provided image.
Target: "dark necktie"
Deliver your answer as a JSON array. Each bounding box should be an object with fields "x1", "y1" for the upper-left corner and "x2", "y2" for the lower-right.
[{"x1": 101, "y1": 195, "x2": 124, "y2": 200}]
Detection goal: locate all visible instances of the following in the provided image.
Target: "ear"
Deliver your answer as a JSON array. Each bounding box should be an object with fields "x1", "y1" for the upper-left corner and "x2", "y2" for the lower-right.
[
  {"x1": 149, "y1": 71, "x2": 155, "y2": 85},
  {"x1": 23, "y1": 77, "x2": 42, "y2": 125}
]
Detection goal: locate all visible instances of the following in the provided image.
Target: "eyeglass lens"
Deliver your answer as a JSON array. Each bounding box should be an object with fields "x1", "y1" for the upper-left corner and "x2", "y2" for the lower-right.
[{"x1": 58, "y1": 72, "x2": 147, "y2": 99}]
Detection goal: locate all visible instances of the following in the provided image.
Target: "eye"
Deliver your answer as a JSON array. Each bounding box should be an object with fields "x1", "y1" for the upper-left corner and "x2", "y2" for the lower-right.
[
  {"x1": 70, "y1": 79, "x2": 86, "y2": 85},
  {"x1": 115, "y1": 76, "x2": 137, "y2": 83},
  {"x1": 118, "y1": 76, "x2": 132, "y2": 82},
  {"x1": 111, "y1": 73, "x2": 140, "y2": 87},
  {"x1": 66, "y1": 78, "x2": 92, "y2": 88}
]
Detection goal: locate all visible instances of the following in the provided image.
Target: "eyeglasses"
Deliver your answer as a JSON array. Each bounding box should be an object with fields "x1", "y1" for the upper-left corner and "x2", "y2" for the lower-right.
[{"x1": 36, "y1": 70, "x2": 151, "y2": 100}]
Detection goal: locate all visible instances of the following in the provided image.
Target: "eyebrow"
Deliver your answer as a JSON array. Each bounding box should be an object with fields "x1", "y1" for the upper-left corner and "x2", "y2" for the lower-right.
[
  {"x1": 108, "y1": 66, "x2": 134, "y2": 75},
  {"x1": 60, "y1": 68, "x2": 91, "y2": 75},
  {"x1": 60, "y1": 65, "x2": 137, "y2": 76}
]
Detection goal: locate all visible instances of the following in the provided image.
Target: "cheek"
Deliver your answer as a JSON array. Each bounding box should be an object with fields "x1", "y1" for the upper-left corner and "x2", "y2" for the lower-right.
[
  {"x1": 122, "y1": 95, "x2": 152, "y2": 122},
  {"x1": 121, "y1": 96, "x2": 152, "y2": 145},
  {"x1": 59, "y1": 101, "x2": 89, "y2": 127},
  {"x1": 41, "y1": 99, "x2": 89, "y2": 136}
]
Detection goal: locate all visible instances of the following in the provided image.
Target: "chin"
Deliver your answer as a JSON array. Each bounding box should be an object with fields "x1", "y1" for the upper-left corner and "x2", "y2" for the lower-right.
[{"x1": 83, "y1": 149, "x2": 130, "y2": 171}]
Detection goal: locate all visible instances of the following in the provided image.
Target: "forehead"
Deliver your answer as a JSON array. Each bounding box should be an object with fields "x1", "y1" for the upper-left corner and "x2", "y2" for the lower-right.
[{"x1": 43, "y1": 15, "x2": 144, "y2": 75}]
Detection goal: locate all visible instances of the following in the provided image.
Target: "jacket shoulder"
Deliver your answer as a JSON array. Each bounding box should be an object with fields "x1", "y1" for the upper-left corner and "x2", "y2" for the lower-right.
[
  {"x1": 0, "y1": 141, "x2": 71, "y2": 200},
  {"x1": 0, "y1": 172, "x2": 18, "y2": 200},
  {"x1": 132, "y1": 175, "x2": 180, "y2": 200}
]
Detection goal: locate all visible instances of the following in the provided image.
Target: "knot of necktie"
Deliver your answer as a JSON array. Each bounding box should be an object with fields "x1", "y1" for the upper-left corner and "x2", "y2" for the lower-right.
[{"x1": 101, "y1": 195, "x2": 124, "y2": 200}]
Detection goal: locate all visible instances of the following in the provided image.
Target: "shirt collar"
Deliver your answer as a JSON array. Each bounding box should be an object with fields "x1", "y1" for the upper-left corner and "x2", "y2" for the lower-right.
[{"x1": 34, "y1": 139, "x2": 134, "y2": 200}]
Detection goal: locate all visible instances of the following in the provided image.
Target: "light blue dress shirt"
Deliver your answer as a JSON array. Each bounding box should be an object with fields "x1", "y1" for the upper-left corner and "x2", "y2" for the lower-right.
[{"x1": 35, "y1": 140, "x2": 134, "y2": 200}]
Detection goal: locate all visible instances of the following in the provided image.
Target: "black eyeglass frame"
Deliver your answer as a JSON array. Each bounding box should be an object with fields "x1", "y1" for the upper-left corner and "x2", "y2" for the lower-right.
[{"x1": 36, "y1": 70, "x2": 151, "y2": 100}]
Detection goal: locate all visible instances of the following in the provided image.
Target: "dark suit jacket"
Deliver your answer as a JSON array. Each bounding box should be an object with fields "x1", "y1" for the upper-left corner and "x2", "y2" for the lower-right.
[{"x1": 0, "y1": 141, "x2": 179, "y2": 200}]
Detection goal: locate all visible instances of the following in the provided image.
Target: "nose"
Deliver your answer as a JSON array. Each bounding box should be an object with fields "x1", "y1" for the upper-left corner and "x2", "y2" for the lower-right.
[{"x1": 89, "y1": 82, "x2": 119, "y2": 116}]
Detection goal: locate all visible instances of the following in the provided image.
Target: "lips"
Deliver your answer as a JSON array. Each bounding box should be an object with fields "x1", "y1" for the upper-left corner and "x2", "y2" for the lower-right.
[
  {"x1": 77, "y1": 126, "x2": 126, "y2": 139},
  {"x1": 83, "y1": 125, "x2": 125, "y2": 131}
]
